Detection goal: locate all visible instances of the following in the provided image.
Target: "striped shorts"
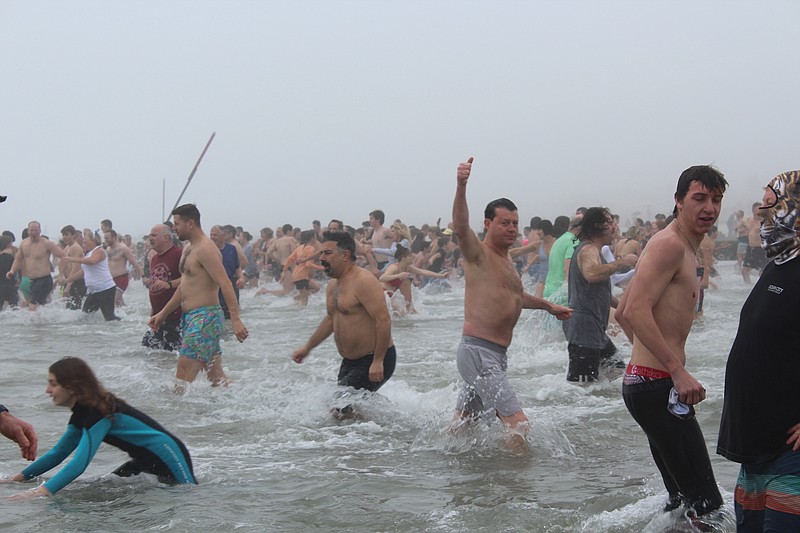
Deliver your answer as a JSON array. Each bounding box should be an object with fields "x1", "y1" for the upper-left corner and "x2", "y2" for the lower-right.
[{"x1": 735, "y1": 449, "x2": 800, "y2": 531}]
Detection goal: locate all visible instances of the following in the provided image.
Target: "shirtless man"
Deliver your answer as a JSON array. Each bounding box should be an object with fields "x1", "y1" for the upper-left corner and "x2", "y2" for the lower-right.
[
  {"x1": 6, "y1": 221, "x2": 64, "y2": 310},
  {"x1": 451, "y1": 157, "x2": 572, "y2": 452},
  {"x1": 104, "y1": 229, "x2": 143, "y2": 306},
  {"x1": 291, "y1": 231, "x2": 395, "y2": 418},
  {"x1": 57, "y1": 225, "x2": 86, "y2": 310},
  {"x1": 734, "y1": 209, "x2": 748, "y2": 267},
  {"x1": 265, "y1": 224, "x2": 298, "y2": 294},
  {"x1": 741, "y1": 202, "x2": 767, "y2": 283},
  {"x1": 368, "y1": 210, "x2": 393, "y2": 270},
  {"x1": 616, "y1": 165, "x2": 727, "y2": 518},
  {"x1": 148, "y1": 204, "x2": 248, "y2": 388}
]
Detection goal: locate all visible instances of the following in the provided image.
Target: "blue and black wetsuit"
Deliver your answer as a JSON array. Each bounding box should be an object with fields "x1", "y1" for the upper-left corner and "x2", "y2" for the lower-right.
[{"x1": 21, "y1": 402, "x2": 196, "y2": 493}]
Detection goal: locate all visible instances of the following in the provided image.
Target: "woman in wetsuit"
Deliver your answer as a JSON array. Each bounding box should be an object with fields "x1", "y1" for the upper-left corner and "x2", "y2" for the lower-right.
[{"x1": 3, "y1": 357, "x2": 196, "y2": 499}]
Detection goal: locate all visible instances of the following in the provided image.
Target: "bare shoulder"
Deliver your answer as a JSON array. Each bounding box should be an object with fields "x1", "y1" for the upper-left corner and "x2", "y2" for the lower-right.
[
  {"x1": 193, "y1": 239, "x2": 222, "y2": 263},
  {"x1": 461, "y1": 236, "x2": 487, "y2": 266},
  {"x1": 638, "y1": 228, "x2": 685, "y2": 270},
  {"x1": 577, "y1": 242, "x2": 599, "y2": 260},
  {"x1": 354, "y1": 266, "x2": 382, "y2": 290}
]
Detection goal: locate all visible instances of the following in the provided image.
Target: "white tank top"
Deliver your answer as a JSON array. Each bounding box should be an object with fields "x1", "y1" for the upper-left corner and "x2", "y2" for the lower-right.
[{"x1": 82, "y1": 246, "x2": 116, "y2": 293}]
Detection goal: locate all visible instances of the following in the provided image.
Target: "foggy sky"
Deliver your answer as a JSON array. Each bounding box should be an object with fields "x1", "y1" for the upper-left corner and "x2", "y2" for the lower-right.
[{"x1": 2, "y1": 0, "x2": 798, "y2": 240}]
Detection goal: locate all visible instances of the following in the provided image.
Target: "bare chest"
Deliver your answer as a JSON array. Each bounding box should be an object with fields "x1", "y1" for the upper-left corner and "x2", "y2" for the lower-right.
[{"x1": 22, "y1": 241, "x2": 50, "y2": 262}]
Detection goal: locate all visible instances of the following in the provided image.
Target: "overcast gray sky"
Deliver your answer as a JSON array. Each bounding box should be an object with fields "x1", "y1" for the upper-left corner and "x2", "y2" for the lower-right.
[{"x1": 2, "y1": 0, "x2": 798, "y2": 239}]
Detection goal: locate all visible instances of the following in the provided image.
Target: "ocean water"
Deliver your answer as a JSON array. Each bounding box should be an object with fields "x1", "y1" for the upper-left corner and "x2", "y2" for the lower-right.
[{"x1": 0, "y1": 262, "x2": 751, "y2": 532}]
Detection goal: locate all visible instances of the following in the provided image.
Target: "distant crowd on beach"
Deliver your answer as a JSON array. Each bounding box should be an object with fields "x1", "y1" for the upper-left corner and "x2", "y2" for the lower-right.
[{"x1": 0, "y1": 203, "x2": 760, "y2": 316}]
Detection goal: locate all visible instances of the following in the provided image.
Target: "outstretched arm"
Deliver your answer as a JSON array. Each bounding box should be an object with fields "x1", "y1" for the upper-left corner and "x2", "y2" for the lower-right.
[
  {"x1": 291, "y1": 311, "x2": 334, "y2": 363},
  {"x1": 521, "y1": 293, "x2": 572, "y2": 320},
  {"x1": 453, "y1": 157, "x2": 483, "y2": 264}
]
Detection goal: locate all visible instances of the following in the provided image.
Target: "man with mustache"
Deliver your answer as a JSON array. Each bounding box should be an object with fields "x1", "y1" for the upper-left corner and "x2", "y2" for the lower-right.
[{"x1": 290, "y1": 231, "x2": 395, "y2": 418}]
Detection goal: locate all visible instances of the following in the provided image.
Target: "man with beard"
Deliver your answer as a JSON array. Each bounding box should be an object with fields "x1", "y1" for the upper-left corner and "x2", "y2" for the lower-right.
[
  {"x1": 290, "y1": 231, "x2": 395, "y2": 418},
  {"x1": 148, "y1": 204, "x2": 248, "y2": 389}
]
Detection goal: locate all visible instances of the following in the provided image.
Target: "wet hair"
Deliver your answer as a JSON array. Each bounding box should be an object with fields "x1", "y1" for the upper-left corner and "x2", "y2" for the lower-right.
[
  {"x1": 553, "y1": 216, "x2": 570, "y2": 238},
  {"x1": 322, "y1": 231, "x2": 356, "y2": 259},
  {"x1": 61, "y1": 225, "x2": 76, "y2": 236},
  {"x1": 538, "y1": 219, "x2": 554, "y2": 237},
  {"x1": 282, "y1": 223, "x2": 293, "y2": 235},
  {"x1": 300, "y1": 229, "x2": 315, "y2": 244},
  {"x1": 484, "y1": 198, "x2": 518, "y2": 220},
  {"x1": 673, "y1": 165, "x2": 728, "y2": 217},
  {"x1": 577, "y1": 207, "x2": 611, "y2": 241},
  {"x1": 370, "y1": 210, "x2": 385, "y2": 225},
  {"x1": 172, "y1": 204, "x2": 201, "y2": 227},
  {"x1": 105, "y1": 229, "x2": 117, "y2": 240},
  {"x1": 49, "y1": 357, "x2": 120, "y2": 417},
  {"x1": 0, "y1": 235, "x2": 11, "y2": 251},
  {"x1": 328, "y1": 219, "x2": 343, "y2": 231},
  {"x1": 100, "y1": 219, "x2": 112, "y2": 229}
]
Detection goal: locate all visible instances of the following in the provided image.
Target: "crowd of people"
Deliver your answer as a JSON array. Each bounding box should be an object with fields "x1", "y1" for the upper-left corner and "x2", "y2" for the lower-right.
[{"x1": 2, "y1": 162, "x2": 799, "y2": 532}]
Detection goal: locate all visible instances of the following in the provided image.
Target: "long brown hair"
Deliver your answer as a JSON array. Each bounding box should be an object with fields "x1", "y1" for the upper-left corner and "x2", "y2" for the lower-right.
[{"x1": 49, "y1": 357, "x2": 120, "y2": 417}]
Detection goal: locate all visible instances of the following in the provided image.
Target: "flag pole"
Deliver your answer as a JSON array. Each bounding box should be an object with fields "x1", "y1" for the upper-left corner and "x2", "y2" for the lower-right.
[{"x1": 165, "y1": 131, "x2": 216, "y2": 222}]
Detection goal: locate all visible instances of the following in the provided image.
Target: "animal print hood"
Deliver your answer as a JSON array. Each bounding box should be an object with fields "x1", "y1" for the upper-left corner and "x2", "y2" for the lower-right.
[{"x1": 760, "y1": 170, "x2": 800, "y2": 265}]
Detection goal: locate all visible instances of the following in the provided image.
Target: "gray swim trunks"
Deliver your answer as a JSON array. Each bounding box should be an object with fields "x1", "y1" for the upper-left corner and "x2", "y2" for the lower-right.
[{"x1": 455, "y1": 335, "x2": 523, "y2": 418}]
